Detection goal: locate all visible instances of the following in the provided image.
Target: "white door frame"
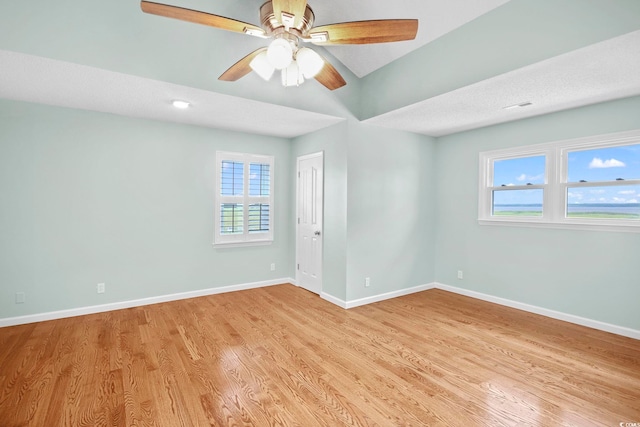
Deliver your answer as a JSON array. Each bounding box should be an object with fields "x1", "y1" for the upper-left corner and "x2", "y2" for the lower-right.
[{"x1": 295, "y1": 151, "x2": 324, "y2": 294}]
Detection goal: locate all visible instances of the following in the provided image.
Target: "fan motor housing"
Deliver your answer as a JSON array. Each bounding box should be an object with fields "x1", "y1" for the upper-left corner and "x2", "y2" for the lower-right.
[{"x1": 259, "y1": 1, "x2": 315, "y2": 37}]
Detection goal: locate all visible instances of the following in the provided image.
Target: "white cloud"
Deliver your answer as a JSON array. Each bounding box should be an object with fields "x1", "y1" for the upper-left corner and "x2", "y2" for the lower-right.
[
  {"x1": 515, "y1": 173, "x2": 543, "y2": 182},
  {"x1": 567, "y1": 192, "x2": 583, "y2": 199},
  {"x1": 589, "y1": 157, "x2": 626, "y2": 168},
  {"x1": 590, "y1": 189, "x2": 606, "y2": 194},
  {"x1": 612, "y1": 197, "x2": 640, "y2": 204},
  {"x1": 618, "y1": 190, "x2": 636, "y2": 195}
]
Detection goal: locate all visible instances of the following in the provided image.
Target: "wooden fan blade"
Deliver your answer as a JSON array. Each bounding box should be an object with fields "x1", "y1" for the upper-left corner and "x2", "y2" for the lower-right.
[
  {"x1": 219, "y1": 48, "x2": 268, "y2": 81},
  {"x1": 272, "y1": 0, "x2": 308, "y2": 28},
  {"x1": 314, "y1": 61, "x2": 346, "y2": 91},
  {"x1": 309, "y1": 19, "x2": 418, "y2": 44},
  {"x1": 141, "y1": 1, "x2": 265, "y2": 37}
]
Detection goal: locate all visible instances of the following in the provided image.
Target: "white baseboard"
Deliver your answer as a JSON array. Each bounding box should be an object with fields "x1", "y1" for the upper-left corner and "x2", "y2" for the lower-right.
[
  {"x1": 0, "y1": 278, "x2": 294, "y2": 328},
  {"x1": 322, "y1": 283, "x2": 436, "y2": 310},
  {"x1": 345, "y1": 284, "x2": 436, "y2": 309},
  {"x1": 434, "y1": 282, "x2": 640, "y2": 340},
  {"x1": 320, "y1": 292, "x2": 348, "y2": 308},
  {"x1": 322, "y1": 281, "x2": 639, "y2": 340},
  {"x1": 4, "y1": 279, "x2": 637, "y2": 340}
]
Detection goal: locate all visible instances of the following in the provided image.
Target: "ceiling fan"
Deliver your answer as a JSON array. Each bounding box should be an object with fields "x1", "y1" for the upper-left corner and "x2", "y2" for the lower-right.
[{"x1": 140, "y1": 0, "x2": 418, "y2": 90}]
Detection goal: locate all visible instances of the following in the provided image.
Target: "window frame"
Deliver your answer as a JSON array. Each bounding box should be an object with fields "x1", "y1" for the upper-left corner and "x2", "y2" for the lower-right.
[
  {"x1": 214, "y1": 151, "x2": 275, "y2": 246},
  {"x1": 478, "y1": 129, "x2": 640, "y2": 232},
  {"x1": 481, "y1": 148, "x2": 552, "y2": 223}
]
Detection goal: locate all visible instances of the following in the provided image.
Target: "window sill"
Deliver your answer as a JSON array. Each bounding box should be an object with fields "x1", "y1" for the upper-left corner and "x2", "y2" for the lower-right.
[
  {"x1": 212, "y1": 240, "x2": 273, "y2": 248},
  {"x1": 478, "y1": 218, "x2": 640, "y2": 233}
]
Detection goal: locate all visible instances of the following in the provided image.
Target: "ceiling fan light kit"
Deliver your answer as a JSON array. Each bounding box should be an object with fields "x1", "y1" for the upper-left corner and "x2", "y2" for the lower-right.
[
  {"x1": 140, "y1": 0, "x2": 418, "y2": 90},
  {"x1": 282, "y1": 60, "x2": 303, "y2": 87},
  {"x1": 249, "y1": 43, "x2": 324, "y2": 87},
  {"x1": 267, "y1": 37, "x2": 294, "y2": 70},
  {"x1": 296, "y1": 48, "x2": 324, "y2": 78},
  {"x1": 249, "y1": 51, "x2": 275, "y2": 81}
]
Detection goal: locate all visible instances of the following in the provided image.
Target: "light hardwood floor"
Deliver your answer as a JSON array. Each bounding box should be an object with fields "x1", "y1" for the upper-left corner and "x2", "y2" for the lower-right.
[{"x1": 1, "y1": 284, "x2": 639, "y2": 426}]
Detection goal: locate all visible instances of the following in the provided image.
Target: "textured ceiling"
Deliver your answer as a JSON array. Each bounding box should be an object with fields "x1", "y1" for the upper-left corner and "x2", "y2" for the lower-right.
[
  {"x1": 1, "y1": 0, "x2": 639, "y2": 138},
  {"x1": 304, "y1": 0, "x2": 511, "y2": 77},
  {"x1": 364, "y1": 30, "x2": 640, "y2": 136},
  {"x1": 0, "y1": 50, "x2": 344, "y2": 138}
]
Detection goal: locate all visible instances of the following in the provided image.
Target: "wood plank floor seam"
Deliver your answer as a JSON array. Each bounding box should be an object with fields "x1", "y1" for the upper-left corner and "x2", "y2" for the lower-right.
[{"x1": 0, "y1": 285, "x2": 638, "y2": 426}]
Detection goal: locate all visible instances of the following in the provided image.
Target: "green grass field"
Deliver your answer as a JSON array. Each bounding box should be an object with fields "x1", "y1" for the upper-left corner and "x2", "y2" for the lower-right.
[
  {"x1": 494, "y1": 211, "x2": 639, "y2": 219},
  {"x1": 566, "y1": 212, "x2": 640, "y2": 219},
  {"x1": 493, "y1": 211, "x2": 542, "y2": 217}
]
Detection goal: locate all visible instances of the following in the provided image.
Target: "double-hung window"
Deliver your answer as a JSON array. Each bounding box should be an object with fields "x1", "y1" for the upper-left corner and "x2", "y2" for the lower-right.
[
  {"x1": 562, "y1": 144, "x2": 640, "y2": 221},
  {"x1": 487, "y1": 151, "x2": 548, "y2": 219},
  {"x1": 479, "y1": 129, "x2": 640, "y2": 232},
  {"x1": 214, "y1": 151, "x2": 274, "y2": 246}
]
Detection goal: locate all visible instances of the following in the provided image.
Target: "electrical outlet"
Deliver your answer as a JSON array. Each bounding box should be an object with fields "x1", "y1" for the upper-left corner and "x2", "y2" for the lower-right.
[
  {"x1": 270, "y1": 263, "x2": 276, "y2": 271},
  {"x1": 365, "y1": 277, "x2": 371, "y2": 287},
  {"x1": 97, "y1": 283, "x2": 105, "y2": 294},
  {"x1": 457, "y1": 270, "x2": 464, "y2": 280},
  {"x1": 15, "y1": 292, "x2": 25, "y2": 304}
]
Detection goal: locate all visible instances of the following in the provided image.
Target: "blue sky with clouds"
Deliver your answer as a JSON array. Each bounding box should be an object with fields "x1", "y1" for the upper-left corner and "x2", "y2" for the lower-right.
[{"x1": 493, "y1": 144, "x2": 640, "y2": 205}]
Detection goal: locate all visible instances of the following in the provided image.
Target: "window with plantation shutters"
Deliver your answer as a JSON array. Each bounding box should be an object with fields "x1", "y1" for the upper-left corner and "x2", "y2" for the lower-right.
[{"x1": 214, "y1": 152, "x2": 274, "y2": 246}]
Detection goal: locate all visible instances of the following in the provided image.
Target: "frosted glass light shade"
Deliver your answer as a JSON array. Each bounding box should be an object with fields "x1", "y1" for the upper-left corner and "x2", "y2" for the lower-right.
[
  {"x1": 281, "y1": 61, "x2": 304, "y2": 87},
  {"x1": 296, "y1": 48, "x2": 324, "y2": 78},
  {"x1": 267, "y1": 38, "x2": 293, "y2": 70},
  {"x1": 250, "y1": 51, "x2": 275, "y2": 81}
]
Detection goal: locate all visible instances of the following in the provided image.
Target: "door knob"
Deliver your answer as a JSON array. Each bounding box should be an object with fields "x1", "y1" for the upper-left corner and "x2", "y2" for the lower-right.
[{"x1": 314, "y1": 230, "x2": 321, "y2": 236}]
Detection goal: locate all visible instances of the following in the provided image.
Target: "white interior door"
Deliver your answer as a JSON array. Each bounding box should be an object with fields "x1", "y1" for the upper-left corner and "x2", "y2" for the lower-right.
[{"x1": 296, "y1": 152, "x2": 324, "y2": 295}]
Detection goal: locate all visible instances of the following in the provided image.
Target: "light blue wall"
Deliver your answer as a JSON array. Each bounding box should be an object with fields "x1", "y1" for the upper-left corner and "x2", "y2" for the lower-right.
[
  {"x1": 434, "y1": 96, "x2": 640, "y2": 330},
  {"x1": 0, "y1": 98, "x2": 435, "y2": 317},
  {"x1": 0, "y1": 100, "x2": 292, "y2": 318},
  {"x1": 291, "y1": 122, "x2": 349, "y2": 301},
  {"x1": 345, "y1": 122, "x2": 436, "y2": 301},
  {"x1": 2, "y1": 0, "x2": 640, "y2": 333},
  {"x1": 290, "y1": 119, "x2": 437, "y2": 302},
  {"x1": 2, "y1": 96, "x2": 639, "y2": 331}
]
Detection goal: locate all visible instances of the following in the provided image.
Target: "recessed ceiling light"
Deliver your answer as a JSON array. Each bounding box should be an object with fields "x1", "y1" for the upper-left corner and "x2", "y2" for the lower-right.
[
  {"x1": 503, "y1": 101, "x2": 533, "y2": 110},
  {"x1": 172, "y1": 100, "x2": 190, "y2": 109}
]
